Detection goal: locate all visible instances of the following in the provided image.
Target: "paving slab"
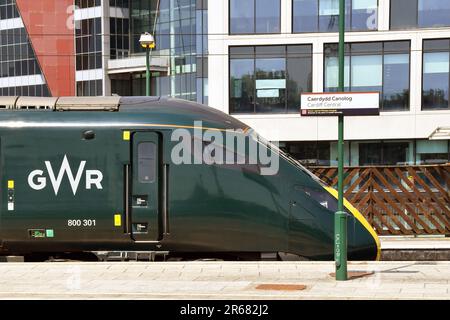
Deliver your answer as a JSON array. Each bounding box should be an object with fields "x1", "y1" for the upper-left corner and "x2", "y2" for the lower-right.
[{"x1": 0, "y1": 261, "x2": 449, "y2": 299}]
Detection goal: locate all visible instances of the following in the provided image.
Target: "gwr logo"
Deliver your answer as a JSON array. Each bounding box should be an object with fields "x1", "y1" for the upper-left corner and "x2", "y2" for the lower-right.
[{"x1": 28, "y1": 155, "x2": 103, "y2": 196}]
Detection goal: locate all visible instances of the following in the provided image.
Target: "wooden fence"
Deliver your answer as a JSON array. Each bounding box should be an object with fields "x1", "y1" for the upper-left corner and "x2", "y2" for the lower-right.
[{"x1": 309, "y1": 165, "x2": 450, "y2": 236}]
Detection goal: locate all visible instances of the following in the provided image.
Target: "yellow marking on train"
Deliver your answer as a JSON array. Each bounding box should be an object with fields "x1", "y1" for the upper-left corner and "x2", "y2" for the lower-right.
[
  {"x1": 325, "y1": 186, "x2": 381, "y2": 261},
  {"x1": 123, "y1": 131, "x2": 130, "y2": 141},
  {"x1": 114, "y1": 214, "x2": 122, "y2": 227},
  {"x1": 8, "y1": 180, "x2": 14, "y2": 189}
]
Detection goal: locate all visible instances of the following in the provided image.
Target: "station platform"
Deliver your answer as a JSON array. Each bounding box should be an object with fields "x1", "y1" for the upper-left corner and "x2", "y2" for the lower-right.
[
  {"x1": 0, "y1": 261, "x2": 448, "y2": 299},
  {"x1": 380, "y1": 236, "x2": 450, "y2": 260},
  {"x1": 380, "y1": 236, "x2": 450, "y2": 250}
]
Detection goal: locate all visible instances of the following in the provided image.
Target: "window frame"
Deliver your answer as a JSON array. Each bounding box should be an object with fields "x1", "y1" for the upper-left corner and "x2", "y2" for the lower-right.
[
  {"x1": 421, "y1": 38, "x2": 450, "y2": 111},
  {"x1": 390, "y1": 0, "x2": 450, "y2": 30},
  {"x1": 292, "y1": 0, "x2": 379, "y2": 34},
  {"x1": 323, "y1": 40, "x2": 411, "y2": 112},
  {"x1": 229, "y1": 0, "x2": 282, "y2": 35},
  {"x1": 228, "y1": 44, "x2": 313, "y2": 115}
]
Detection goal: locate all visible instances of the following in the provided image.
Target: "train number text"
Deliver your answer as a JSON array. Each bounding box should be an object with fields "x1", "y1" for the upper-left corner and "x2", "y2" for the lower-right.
[{"x1": 67, "y1": 219, "x2": 96, "y2": 227}]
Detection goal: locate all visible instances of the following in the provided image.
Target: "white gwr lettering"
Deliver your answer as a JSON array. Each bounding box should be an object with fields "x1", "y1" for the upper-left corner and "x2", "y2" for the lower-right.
[
  {"x1": 28, "y1": 170, "x2": 46, "y2": 190},
  {"x1": 27, "y1": 155, "x2": 104, "y2": 196},
  {"x1": 45, "y1": 155, "x2": 86, "y2": 195},
  {"x1": 85, "y1": 170, "x2": 103, "y2": 190}
]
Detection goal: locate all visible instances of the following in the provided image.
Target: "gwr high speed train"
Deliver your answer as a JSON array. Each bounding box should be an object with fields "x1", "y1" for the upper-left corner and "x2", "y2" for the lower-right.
[{"x1": 0, "y1": 96, "x2": 380, "y2": 261}]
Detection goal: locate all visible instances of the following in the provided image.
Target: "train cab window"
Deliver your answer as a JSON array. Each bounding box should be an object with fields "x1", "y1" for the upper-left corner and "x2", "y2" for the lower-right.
[{"x1": 138, "y1": 142, "x2": 156, "y2": 183}]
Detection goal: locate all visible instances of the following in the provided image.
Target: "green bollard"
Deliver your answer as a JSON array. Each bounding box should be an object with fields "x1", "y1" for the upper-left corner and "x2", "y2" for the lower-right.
[{"x1": 335, "y1": 211, "x2": 348, "y2": 281}]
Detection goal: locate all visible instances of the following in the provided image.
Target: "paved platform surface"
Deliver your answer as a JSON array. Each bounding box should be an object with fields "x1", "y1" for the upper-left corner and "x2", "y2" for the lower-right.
[
  {"x1": 0, "y1": 261, "x2": 449, "y2": 299},
  {"x1": 380, "y1": 236, "x2": 450, "y2": 250}
]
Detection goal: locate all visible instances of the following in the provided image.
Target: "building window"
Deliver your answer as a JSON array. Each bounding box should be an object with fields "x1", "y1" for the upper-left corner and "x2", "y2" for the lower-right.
[
  {"x1": 75, "y1": 0, "x2": 101, "y2": 8},
  {"x1": 283, "y1": 139, "x2": 448, "y2": 167},
  {"x1": 359, "y1": 142, "x2": 410, "y2": 166},
  {"x1": 76, "y1": 80, "x2": 102, "y2": 96},
  {"x1": 422, "y1": 39, "x2": 450, "y2": 110},
  {"x1": 1, "y1": 85, "x2": 50, "y2": 97},
  {"x1": 110, "y1": 18, "x2": 130, "y2": 60},
  {"x1": 324, "y1": 41, "x2": 410, "y2": 111},
  {"x1": 0, "y1": 0, "x2": 19, "y2": 20},
  {"x1": 416, "y1": 140, "x2": 449, "y2": 165},
  {"x1": 229, "y1": 45, "x2": 312, "y2": 114},
  {"x1": 0, "y1": 19, "x2": 51, "y2": 96},
  {"x1": 0, "y1": 28, "x2": 41, "y2": 78},
  {"x1": 75, "y1": 18, "x2": 102, "y2": 71},
  {"x1": 292, "y1": 0, "x2": 378, "y2": 33},
  {"x1": 128, "y1": 0, "x2": 197, "y2": 102},
  {"x1": 281, "y1": 141, "x2": 332, "y2": 166},
  {"x1": 109, "y1": 0, "x2": 129, "y2": 8},
  {"x1": 391, "y1": 0, "x2": 450, "y2": 29},
  {"x1": 229, "y1": 0, "x2": 281, "y2": 34}
]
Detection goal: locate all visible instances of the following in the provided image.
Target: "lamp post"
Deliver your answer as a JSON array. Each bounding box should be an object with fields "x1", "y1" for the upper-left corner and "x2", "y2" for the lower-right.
[
  {"x1": 335, "y1": 0, "x2": 348, "y2": 281},
  {"x1": 139, "y1": 32, "x2": 155, "y2": 96}
]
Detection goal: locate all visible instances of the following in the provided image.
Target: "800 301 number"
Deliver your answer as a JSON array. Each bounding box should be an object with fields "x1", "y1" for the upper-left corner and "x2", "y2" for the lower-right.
[{"x1": 67, "y1": 219, "x2": 96, "y2": 227}]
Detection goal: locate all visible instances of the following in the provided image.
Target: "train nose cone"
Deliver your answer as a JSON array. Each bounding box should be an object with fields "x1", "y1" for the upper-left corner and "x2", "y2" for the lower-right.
[
  {"x1": 348, "y1": 230, "x2": 380, "y2": 261},
  {"x1": 325, "y1": 187, "x2": 380, "y2": 261}
]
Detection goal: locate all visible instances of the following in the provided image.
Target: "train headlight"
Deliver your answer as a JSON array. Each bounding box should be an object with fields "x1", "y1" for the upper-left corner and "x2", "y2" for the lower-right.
[{"x1": 299, "y1": 186, "x2": 338, "y2": 213}]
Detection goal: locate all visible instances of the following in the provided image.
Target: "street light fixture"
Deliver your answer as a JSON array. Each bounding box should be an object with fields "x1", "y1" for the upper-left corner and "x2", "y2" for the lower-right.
[{"x1": 139, "y1": 32, "x2": 155, "y2": 96}]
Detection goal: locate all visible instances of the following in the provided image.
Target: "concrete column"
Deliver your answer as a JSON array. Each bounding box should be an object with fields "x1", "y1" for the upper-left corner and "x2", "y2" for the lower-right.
[
  {"x1": 378, "y1": 0, "x2": 390, "y2": 31},
  {"x1": 281, "y1": 0, "x2": 291, "y2": 34},
  {"x1": 410, "y1": 33, "x2": 422, "y2": 114},
  {"x1": 102, "y1": 1, "x2": 111, "y2": 96}
]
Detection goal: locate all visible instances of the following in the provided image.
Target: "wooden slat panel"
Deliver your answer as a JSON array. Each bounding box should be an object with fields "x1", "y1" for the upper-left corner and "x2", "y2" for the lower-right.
[
  {"x1": 308, "y1": 164, "x2": 450, "y2": 236},
  {"x1": 372, "y1": 168, "x2": 433, "y2": 234},
  {"x1": 394, "y1": 168, "x2": 449, "y2": 232},
  {"x1": 383, "y1": 168, "x2": 441, "y2": 234}
]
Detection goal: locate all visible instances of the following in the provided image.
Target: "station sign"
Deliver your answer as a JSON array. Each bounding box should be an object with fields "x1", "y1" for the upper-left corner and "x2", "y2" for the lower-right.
[{"x1": 300, "y1": 92, "x2": 380, "y2": 116}]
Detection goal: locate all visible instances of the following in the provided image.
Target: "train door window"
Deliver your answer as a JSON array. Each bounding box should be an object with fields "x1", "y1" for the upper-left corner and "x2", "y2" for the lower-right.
[{"x1": 138, "y1": 142, "x2": 156, "y2": 183}]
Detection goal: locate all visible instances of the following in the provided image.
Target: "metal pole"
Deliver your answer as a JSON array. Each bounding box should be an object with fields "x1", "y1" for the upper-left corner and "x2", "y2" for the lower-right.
[
  {"x1": 335, "y1": 0, "x2": 348, "y2": 281},
  {"x1": 146, "y1": 46, "x2": 151, "y2": 96}
]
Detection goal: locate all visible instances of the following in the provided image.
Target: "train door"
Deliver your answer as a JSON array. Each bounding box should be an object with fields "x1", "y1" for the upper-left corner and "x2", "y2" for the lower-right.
[{"x1": 131, "y1": 132, "x2": 160, "y2": 241}]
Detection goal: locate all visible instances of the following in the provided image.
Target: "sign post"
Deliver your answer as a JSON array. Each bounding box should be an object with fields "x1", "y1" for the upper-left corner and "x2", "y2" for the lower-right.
[
  {"x1": 336, "y1": 0, "x2": 347, "y2": 281},
  {"x1": 300, "y1": 0, "x2": 379, "y2": 281},
  {"x1": 300, "y1": 91, "x2": 379, "y2": 281}
]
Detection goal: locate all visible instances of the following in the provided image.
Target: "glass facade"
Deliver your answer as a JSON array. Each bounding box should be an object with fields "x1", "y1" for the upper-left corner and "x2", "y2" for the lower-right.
[
  {"x1": 110, "y1": 17, "x2": 130, "y2": 60},
  {"x1": 75, "y1": 18, "x2": 102, "y2": 71},
  {"x1": 324, "y1": 41, "x2": 410, "y2": 111},
  {"x1": 358, "y1": 141, "x2": 410, "y2": 166},
  {"x1": 76, "y1": 79, "x2": 103, "y2": 96},
  {"x1": 0, "y1": 0, "x2": 19, "y2": 20},
  {"x1": 282, "y1": 141, "x2": 332, "y2": 166},
  {"x1": 229, "y1": 0, "x2": 281, "y2": 34},
  {"x1": 229, "y1": 45, "x2": 312, "y2": 114},
  {"x1": 0, "y1": 0, "x2": 50, "y2": 97},
  {"x1": 110, "y1": 0, "x2": 129, "y2": 8},
  {"x1": 109, "y1": 0, "x2": 206, "y2": 103},
  {"x1": 196, "y1": 0, "x2": 208, "y2": 105},
  {"x1": 391, "y1": 0, "x2": 450, "y2": 29},
  {"x1": 75, "y1": 16, "x2": 102, "y2": 96},
  {"x1": 75, "y1": 0, "x2": 102, "y2": 8},
  {"x1": 423, "y1": 39, "x2": 450, "y2": 110},
  {"x1": 293, "y1": 0, "x2": 378, "y2": 33},
  {"x1": 281, "y1": 140, "x2": 449, "y2": 167}
]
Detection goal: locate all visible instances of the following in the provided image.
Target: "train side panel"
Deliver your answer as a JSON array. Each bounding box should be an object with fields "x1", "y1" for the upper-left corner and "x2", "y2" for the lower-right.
[{"x1": 0, "y1": 126, "x2": 130, "y2": 252}]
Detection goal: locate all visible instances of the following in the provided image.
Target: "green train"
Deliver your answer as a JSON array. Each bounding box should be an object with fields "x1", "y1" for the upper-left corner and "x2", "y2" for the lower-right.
[{"x1": 0, "y1": 96, "x2": 380, "y2": 261}]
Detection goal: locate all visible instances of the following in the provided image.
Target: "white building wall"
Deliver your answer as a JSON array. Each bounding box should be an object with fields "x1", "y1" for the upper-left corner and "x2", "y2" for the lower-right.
[{"x1": 208, "y1": 0, "x2": 450, "y2": 142}]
